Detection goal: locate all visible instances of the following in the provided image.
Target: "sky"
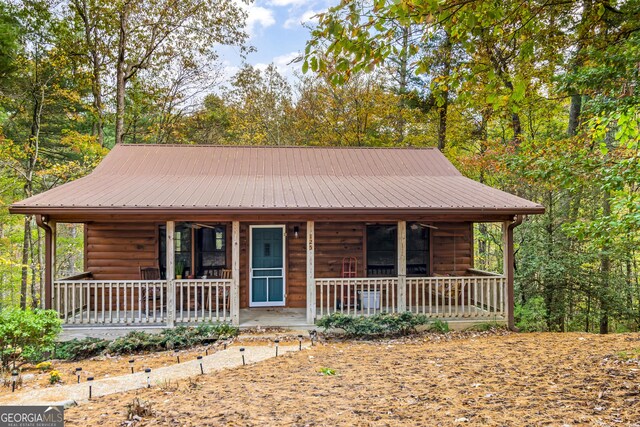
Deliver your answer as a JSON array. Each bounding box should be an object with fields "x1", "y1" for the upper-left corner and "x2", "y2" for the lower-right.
[{"x1": 217, "y1": 0, "x2": 335, "y2": 84}]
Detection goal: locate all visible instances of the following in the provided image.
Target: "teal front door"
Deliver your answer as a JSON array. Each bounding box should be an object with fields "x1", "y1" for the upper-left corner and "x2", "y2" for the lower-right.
[{"x1": 250, "y1": 226, "x2": 285, "y2": 306}]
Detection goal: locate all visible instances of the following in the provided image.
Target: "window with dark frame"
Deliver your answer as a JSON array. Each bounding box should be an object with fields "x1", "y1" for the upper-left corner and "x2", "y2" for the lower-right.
[
  {"x1": 366, "y1": 223, "x2": 429, "y2": 277},
  {"x1": 159, "y1": 224, "x2": 226, "y2": 279}
]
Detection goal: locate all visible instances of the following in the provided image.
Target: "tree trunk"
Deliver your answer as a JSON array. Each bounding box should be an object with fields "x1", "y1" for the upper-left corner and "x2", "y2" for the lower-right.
[
  {"x1": 599, "y1": 189, "x2": 611, "y2": 334},
  {"x1": 437, "y1": 34, "x2": 452, "y2": 151},
  {"x1": 72, "y1": 0, "x2": 105, "y2": 146},
  {"x1": 115, "y1": 5, "x2": 129, "y2": 145},
  {"x1": 567, "y1": 94, "x2": 582, "y2": 136},
  {"x1": 395, "y1": 25, "x2": 410, "y2": 145}
]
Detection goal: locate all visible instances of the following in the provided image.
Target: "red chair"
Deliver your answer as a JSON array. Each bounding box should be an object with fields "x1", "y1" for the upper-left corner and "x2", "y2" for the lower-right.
[{"x1": 338, "y1": 257, "x2": 360, "y2": 310}]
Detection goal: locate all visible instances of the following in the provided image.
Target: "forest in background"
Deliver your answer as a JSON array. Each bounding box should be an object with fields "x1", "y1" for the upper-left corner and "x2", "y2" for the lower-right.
[{"x1": 0, "y1": 0, "x2": 638, "y2": 333}]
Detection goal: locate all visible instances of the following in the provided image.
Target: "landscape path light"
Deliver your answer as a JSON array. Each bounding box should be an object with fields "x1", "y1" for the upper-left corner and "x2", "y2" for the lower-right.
[
  {"x1": 129, "y1": 359, "x2": 135, "y2": 374},
  {"x1": 275, "y1": 339, "x2": 280, "y2": 357},
  {"x1": 75, "y1": 367, "x2": 82, "y2": 383},
  {"x1": 298, "y1": 334, "x2": 303, "y2": 351},
  {"x1": 87, "y1": 376, "x2": 94, "y2": 399},
  {"x1": 240, "y1": 347, "x2": 245, "y2": 366},
  {"x1": 145, "y1": 368, "x2": 151, "y2": 388},
  {"x1": 197, "y1": 355, "x2": 204, "y2": 375},
  {"x1": 11, "y1": 370, "x2": 18, "y2": 392}
]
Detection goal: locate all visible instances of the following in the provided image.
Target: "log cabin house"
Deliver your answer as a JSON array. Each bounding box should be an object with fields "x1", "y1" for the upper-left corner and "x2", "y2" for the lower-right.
[{"x1": 10, "y1": 145, "x2": 544, "y2": 328}]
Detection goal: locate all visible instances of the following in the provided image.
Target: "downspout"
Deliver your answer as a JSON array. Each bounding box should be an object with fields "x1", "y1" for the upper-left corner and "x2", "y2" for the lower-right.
[
  {"x1": 506, "y1": 215, "x2": 524, "y2": 330},
  {"x1": 35, "y1": 214, "x2": 53, "y2": 310}
]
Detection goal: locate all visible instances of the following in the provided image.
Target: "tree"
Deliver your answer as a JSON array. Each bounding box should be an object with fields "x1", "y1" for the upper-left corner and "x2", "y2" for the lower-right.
[{"x1": 111, "y1": 0, "x2": 249, "y2": 144}]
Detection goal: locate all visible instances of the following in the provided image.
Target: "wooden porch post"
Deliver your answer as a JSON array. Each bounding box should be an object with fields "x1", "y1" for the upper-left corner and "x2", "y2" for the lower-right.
[
  {"x1": 306, "y1": 220, "x2": 315, "y2": 324},
  {"x1": 231, "y1": 221, "x2": 240, "y2": 326},
  {"x1": 36, "y1": 215, "x2": 55, "y2": 310},
  {"x1": 397, "y1": 221, "x2": 407, "y2": 312},
  {"x1": 503, "y1": 220, "x2": 515, "y2": 330},
  {"x1": 166, "y1": 221, "x2": 175, "y2": 327}
]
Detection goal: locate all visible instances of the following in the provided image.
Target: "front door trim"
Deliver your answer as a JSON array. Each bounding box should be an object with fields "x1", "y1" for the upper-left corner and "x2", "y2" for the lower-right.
[{"x1": 249, "y1": 225, "x2": 286, "y2": 307}]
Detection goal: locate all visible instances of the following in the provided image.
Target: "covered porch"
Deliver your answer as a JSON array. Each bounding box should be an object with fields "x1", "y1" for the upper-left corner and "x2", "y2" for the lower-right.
[{"x1": 44, "y1": 218, "x2": 517, "y2": 328}]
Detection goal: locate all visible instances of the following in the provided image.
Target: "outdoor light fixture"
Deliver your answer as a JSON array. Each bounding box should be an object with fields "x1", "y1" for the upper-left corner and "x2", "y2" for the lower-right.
[
  {"x1": 11, "y1": 370, "x2": 18, "y2": 392},
  {"x1": 274, "y1": 339, "x2": 280, "y2": 357},
  {"x1": 309, "y1": 330, "x2": 317, "y2": 346},
  {"x1": 240, "y1": 347, "x2": 245, "y2": 366},
  {"x1": 298, "y1": 335, "x2": 303, "y2": 351},
  {"x1": 145, "y1": 368, "x2": 151, "y2": 388},
  {"x1": 175, "y1": 353, "x2": 180, "y2": 363},
  {"x1": 293, "y1": 226, "x2": 299, "y2": 238},
  {"x1": 197, "y1": 355, "x2": 204, "y2": 375},
  {"x1": 223, "y1": 338, "x2": 228, "y2": 350},
  {"x1": 129, "y1": 359, "x2": 135, "y2": 374},
  {"x1": 87, "y1": 377, "x2": 94, "y2": 399},
  {"x1": 75, "y1": 367, "x2": 82, "y2": 383}
]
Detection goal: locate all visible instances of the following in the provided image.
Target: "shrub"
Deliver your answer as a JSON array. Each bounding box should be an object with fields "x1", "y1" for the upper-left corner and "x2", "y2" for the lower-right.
[
  {"x1": 465, "y1": 321, "x2": 505, "y2": 332},
  {"x1": 428, "y1": 319, "x2": 450, "y2": 334},
  {"x1": 515, "y1": 296, "x2": 548, "y2": 332},
  {"x1": 55, "y1": 337, "x2": 110, "y2": 361},
  {"x1": 107, "y1": 331, "x2": 164, "y2": 354},
  {"x1": 49, "y1": 370, "x2": 61, "y2": 384},
  {"x1": 35, "y1": 361, "x2": 52, "y2": 371},
  {"x1": 0, "y1": 309, "x2": 62, "y2": 369},
  {"x1": 54, "y1": 322, "x2": 238, "y2": 361},
  {"x1": 316, "y1": 312, "x2": 431, "y2": 338}
]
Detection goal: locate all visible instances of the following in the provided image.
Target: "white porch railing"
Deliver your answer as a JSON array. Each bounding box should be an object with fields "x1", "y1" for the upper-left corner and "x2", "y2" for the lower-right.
[
  {"x1": 174, "y1": 279, "x2": 231, "y2": 323},
  {"x1": 314, "y1": 275, "x2": 506, "y2": 321},
  {"x1": 406, "y1": 276, "x2": 506, "y2": 318},
  {"x1": 53, "y1": 279, "x2": 231, "y2": 325},
  {"x1": 314, "y1": 278, "x2": 398, "y2": 319},
  {"x1": 53, "y1": 280, "x2": 167, "y2": 325}
]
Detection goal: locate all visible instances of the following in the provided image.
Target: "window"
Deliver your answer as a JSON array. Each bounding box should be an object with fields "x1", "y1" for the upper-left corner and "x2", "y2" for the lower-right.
[
  {"x1": 195, "y1": 226, "x2": 226, "y2": 277},
  {"x1": 366, "y1": 223, "x2": 430, "y2": 277},
  {"x1": 159, "y1": 223, "x2": 226, "y2": 278},
  {"x1": 366, "y1": 225, "x2": 397, "y2": 277},
  {"x1": 407, "y1": 223, "x2": 429, "y2": 275}
]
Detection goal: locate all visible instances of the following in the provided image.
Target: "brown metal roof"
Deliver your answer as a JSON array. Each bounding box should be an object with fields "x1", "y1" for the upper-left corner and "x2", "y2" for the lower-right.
[{"x1": 9, "y1": 145, "x2": 544, "y2": 215}]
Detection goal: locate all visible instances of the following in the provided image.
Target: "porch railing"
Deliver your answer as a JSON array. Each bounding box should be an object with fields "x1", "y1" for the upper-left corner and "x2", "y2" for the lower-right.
[
  {"x1": 53, "y1": 280, "x2": 167, "y2": 325},
  {"x1": 406, "y1": 276, "x2": 506, "y2": 318},
  {"x1": 53, "y1": 279, "x2": 231, "y2": 325},
  {"x1": 314, "y1": 278, "x2": 398, "y2": 319},
  {"x1": 314, "y1": 275, "x2": 506, "y2": 321},
  {"x1": 174, "y1": 279, "x2": 231, "y2": 323}
]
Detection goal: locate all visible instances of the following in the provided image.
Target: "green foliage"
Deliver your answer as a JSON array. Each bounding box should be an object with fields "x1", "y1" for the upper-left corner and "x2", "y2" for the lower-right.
[
  {"x1": 318, "y1": 367, "x2": 336, "y2": 376},
  {"x1": 54, "y1": 337, "x2": 109, "y2": 361},
  {"x1": 55, "y1": 323, "x2": 238, "y2": 361},
  {"x1": 465, "y1": 321, "x2": 504, "y2": 332},
  {"x1": 515, "y1": 297, "x2": 549, "y2": 332},
  {"x1": 0, "y1": 309, "x2": 62, "y2": 369},
  {"x1": 316, "y1": 312, "x2": 431, "y2": 338},
  {"x1": 48, "y1": 370, "x2": 61, "y2": 384},
  {"x1": 427, "y1": 319, "x2": 450, "y2": 334},
  {"x1": 616, "y1": 348, "x2": 640, "y2": 361}
]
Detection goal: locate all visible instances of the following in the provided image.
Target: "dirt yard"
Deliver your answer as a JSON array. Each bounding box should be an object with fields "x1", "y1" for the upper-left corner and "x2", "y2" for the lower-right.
[{"x1": 60, "y1": 331, "x2": 640, "y2": 426}]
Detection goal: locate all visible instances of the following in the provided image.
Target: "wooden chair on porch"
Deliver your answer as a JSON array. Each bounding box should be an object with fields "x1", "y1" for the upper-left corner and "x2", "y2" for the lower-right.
[
  {"x1": 433, "y1": 273, "x2": 464, "y2": 306},
  {"x1": 338, "y1": 257, "x2": 360, "y2": 310},
  {"x1": 204, "y1": 269, "x2": 231, "y2": 312},
  {"x1": 139, "y1": 267, "x2": 164, "y2": 314}
]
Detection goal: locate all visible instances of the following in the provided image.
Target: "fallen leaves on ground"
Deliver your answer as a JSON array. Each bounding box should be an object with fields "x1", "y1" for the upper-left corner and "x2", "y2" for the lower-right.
[{"x1": 63, "y1": 331, "x2": 640, "y2": 426}]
